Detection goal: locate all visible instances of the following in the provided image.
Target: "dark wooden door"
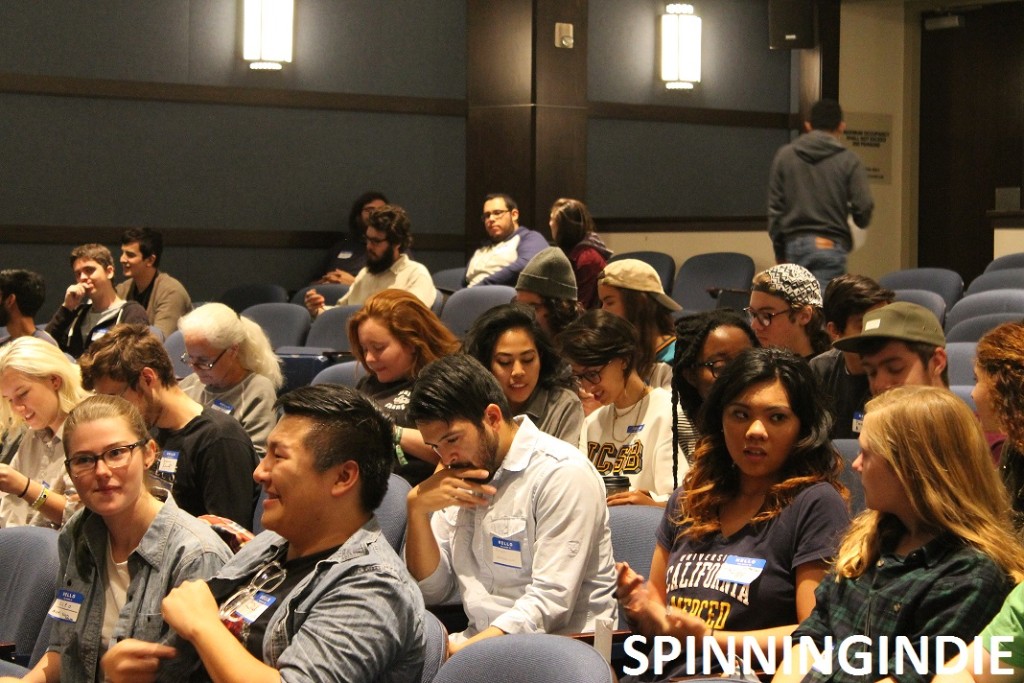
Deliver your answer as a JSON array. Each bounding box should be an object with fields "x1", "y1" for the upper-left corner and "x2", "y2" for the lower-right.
[{"x1": 919, "y1": 1, "x2": 1024, "y2": 283}]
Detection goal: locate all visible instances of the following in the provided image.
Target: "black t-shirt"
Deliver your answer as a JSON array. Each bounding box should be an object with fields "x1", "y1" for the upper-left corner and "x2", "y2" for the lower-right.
[
  {"x1": 355, "y1": 375, "x2": 434, "y2": 485},
  {"x1": 809, "y1": 348, "x2": 870, "y2": 440},
  {"x1": 154, "y1": 407, "x2": 260, "y2": 528},
  {"x1": 209, "y1": 544, "x2": 339, "y2": 663}
]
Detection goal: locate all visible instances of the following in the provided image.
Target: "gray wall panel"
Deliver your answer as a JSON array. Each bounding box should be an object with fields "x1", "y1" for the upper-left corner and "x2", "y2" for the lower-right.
[
  {"x1": 2, "y1": 94, "x2": 465, "y2": 235},
  {"x1": 587, "y1": 119, "x2": 790, "y2": 216},
  {"x1": 0, "y1": 0, "x2": 467, "y2": 98}
]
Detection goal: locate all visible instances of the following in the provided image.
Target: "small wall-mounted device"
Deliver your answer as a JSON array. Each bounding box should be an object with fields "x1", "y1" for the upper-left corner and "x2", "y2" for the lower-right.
[{"x1": 555, "y1": 22, "x2": 574, "y2": 49}]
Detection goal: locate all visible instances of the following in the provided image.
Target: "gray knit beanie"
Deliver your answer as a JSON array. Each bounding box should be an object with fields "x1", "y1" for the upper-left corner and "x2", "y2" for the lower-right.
[{"x1": 515, "y1": 247, "x2": 578, "y2": 300}]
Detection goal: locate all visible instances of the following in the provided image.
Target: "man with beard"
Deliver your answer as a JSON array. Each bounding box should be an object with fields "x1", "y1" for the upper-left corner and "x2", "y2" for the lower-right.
[
  {"x1": 405, "y1": 354, "x2": 617, "y2": 655},
  {"x1": 79, "y1": 323, "x2": 259, "y2": 527},
  {"x1": 304, "y1": 204, "x2": 436, "y2": 314}
]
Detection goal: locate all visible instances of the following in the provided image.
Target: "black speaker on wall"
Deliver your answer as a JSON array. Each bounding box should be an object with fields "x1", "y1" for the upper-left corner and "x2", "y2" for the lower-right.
[{"x1": 769, "y1": 0, "x2": 817, "y2": 49}]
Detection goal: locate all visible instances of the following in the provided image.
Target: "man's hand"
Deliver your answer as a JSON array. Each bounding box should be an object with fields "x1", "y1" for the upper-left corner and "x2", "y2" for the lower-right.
[
  {"x1": 101, "y1": 638, "x2": 177, "y2": 683},
  {"x1": 63, "y1": 283, "x2": 88, "y2": 310},
  {"x1": 407, "y1": 467, "x2": 497, "y2": 517},
  {"x1": 317, "y1": 270, "x2": 355, "y2": 285},
  {"x1": 162, "y1": 580, "x2": 222, "y2": 643},
  {"x1": 303, "y1": 288, "x2": 326, "y2": 318}
]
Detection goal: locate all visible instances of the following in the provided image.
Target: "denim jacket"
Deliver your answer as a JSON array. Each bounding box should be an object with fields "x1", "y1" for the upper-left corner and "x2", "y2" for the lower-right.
[
  {"x1": 191, "y1": 518, "x2": 426, "y2": 683},
  {"x1": 49, "y1": 496, "x2": 232, "y2": 683}
]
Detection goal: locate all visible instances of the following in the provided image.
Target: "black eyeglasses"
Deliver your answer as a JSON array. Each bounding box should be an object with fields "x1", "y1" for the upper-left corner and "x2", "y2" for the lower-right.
[
  {"x1": 65, "y1": 440, "x2": 146, "y2": 477},
  {"x1": 481, "y1": 209, "x2": 510, "y2": 222},
  {"x1": 180, "y1": 348, "x2": 228, "y2": 370},
  {"x1": 743, "y1": 307, "x2": 792, "y2": 327},
  {"x1": 694, "y1": 358, "x2": 731, "y2": 379},
  {"x1": 571, "y1": 362, "x2": 610, "y2": 386},
  {"x1": 364, "y1": 235, "x2": 389, "y2": 245}
]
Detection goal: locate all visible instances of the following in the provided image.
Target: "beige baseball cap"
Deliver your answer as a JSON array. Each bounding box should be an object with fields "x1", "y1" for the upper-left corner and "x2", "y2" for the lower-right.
[{"x1": 599, "y1": 259, "x2": 681, "y2": 312}]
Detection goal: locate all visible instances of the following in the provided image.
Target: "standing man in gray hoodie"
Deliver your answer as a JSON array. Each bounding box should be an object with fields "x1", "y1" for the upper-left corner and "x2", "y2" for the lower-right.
[{"x1": 768, "y1": 99, "x2": 874, "y2": 288}]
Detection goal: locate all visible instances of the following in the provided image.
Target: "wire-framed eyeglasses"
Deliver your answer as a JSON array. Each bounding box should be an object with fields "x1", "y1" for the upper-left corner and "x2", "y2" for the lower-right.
[
  {"x1": 180, "y1": 348, "x2": 228, "y2": 370},
  {"x1": 219, "y1": 560, "x2": 287, "y2": 637}
]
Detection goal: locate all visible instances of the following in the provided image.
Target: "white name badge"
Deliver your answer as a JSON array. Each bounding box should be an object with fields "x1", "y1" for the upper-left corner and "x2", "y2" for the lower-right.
[
  {"x1": 852, "y1": 411, "x2": 865, "y2": 434},
  {"x1": 211, "y1": 399, "x2": 235, "y2": 415},
  {"x1": 492, "y1": 536, "x2": 523, "y2": 569},
  {"x1": 48, "y1": 589, "x2": 85, "y2": 623},
  {"x1": 716, "y1": 555, "x2": 766, "y2": 585},
  {"x1": 233, "y1": 591, "x2": 277, "y2": 624},
  {"x1": 159, "y1": 450, "x2": 180, "y2": 475}
]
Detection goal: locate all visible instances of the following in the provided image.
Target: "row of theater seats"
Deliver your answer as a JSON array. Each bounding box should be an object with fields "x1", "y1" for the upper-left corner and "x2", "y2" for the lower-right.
[{"x1": 879, "y1": 256, "x2": 1024, "y2": 341}]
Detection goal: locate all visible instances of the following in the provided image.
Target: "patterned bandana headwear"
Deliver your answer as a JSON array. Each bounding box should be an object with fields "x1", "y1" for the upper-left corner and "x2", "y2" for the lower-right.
[{"x1": 752, "y1": 264, "x2": 823, "y2": 308}]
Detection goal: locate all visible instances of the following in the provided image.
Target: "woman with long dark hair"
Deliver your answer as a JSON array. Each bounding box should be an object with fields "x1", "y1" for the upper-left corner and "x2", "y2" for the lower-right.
[
  {"x1": 464, "y1": 303, "x2": 583, "y2": 445},
  {"x1": 617, "y1": 347, "x2": 849, "y2": 680}
]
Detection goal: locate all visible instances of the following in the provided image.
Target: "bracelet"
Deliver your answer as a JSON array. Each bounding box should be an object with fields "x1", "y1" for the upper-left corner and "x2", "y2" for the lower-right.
[
  {"x1": 30, "y1": 486, "x2": 49, "y2": 511},
  {"x1": 17, "y1": 476, "x2": 31, "y2": 499}
]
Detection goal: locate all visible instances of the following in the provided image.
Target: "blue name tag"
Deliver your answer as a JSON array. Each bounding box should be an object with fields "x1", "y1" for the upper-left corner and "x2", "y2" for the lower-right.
[
  {"x1": 48, "y1": 589, "x2": 85, "y2": 622},
  {"x1": 159, "y1": 450, "x2": 180, "y2": 475},
  {"x1": 717, "y1": 555, "x2": 767, "y2": 585},
  {"x1": 492, "y1": 537, "x2": 523, "y2": 569},
  {"x1": 211, "y1": 399, "x2": 235, "y2": 415},
  {"x1": 626, "y1": 423, "x2": 645, "y2": 434}
]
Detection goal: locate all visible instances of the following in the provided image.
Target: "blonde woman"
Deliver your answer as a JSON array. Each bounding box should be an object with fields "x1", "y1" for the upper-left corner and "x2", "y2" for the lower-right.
[
  {"x1": 177, "y1": 303, "x2": 283, "y2": 456},
  {"x1": 776, "y1": 386, "x2": 1024, "y2": 683},
  {"x1": 0, "y1": 337, "x2": 89, "y2": 527}
]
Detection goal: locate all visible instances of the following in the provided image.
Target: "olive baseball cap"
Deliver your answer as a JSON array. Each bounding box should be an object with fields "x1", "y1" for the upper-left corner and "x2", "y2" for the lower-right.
[{"x1": 833, "y1": 301, "x2": 946, "y2": 352}]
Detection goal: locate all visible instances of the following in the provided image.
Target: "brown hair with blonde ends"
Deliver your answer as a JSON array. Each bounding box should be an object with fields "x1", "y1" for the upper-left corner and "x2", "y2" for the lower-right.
[{"x1": 833, "y1": 385, "x2": 1024, "y2": 582}]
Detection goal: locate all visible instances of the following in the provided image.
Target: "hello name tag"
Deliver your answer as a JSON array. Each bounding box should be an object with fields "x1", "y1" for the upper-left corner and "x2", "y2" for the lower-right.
[
  {"x1": 232, "y1": 592, "x2": 277, "y2": 624},
  {"x1": 48, "y1": 589, "x2": 85, "y2": 623},
  {"x1": 852, "y1": 411, "x2": 865, "y2": 434},
  {"x1": 492, "y1": 537, "x2": 523, "y2": 569},
  {"x1": 211, "y1": 399, "x2": 235, "y2": 415},
  {"x1": 626, "y1": 423, "x2": 645, "y2": 434},
  {"x1": 158, "y1": 450, "x2": 180, "y2": 475},
  {"x1": 716, "y1": 555, "x2": 766, "y2": 585}
]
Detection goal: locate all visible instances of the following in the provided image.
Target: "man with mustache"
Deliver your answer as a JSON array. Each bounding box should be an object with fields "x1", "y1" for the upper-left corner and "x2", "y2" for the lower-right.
[
  {"x1": 304, "y1": 204, "x2": 436, "y2": 313},
  {"x1": 405, "y1": 354, "x2": 617, "y2": 656}
]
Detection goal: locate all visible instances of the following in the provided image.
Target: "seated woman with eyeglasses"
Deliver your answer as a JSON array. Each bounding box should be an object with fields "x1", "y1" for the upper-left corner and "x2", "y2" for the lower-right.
[
  {"x1": 558, "y1": 310, "x2": 684, "y2": 506},
  {"x1": 2, "y1": 394, "x2": 231, "y2": 683},
  {"x1": 348, "y1": 289, "x2": 461, "y2": 485},
  {"x1": 671, "y1": 309, "x2": 759, "y2": 463},
  {"x1": 616, "y1": 347, "x2": 849, "y2": 682},
  {"x1": 177, "y1": 303, "x2": 282, "y2": 457},
  {"x1": 776, "y1": 386, "x2": 1024, "y2": 683},
  {"x1": 0, "y1": 337, "x2": 90, "y2": 528}
]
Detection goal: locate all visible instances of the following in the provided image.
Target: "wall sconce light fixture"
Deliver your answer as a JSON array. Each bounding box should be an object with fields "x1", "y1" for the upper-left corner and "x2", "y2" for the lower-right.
[
  {"x1": 661, "y1": 4, "x2": 701, "y2": 90},
  {"x1": 243, "y1": 0, "x2": 294, "y2": 70}
]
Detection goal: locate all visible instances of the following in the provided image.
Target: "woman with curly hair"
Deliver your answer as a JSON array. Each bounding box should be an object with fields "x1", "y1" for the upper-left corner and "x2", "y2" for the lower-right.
[
  {"x1": 777, "y1": 386, "x2": 1024, "y2": 682},
  {"x1": 348, "y1": 288, "x2": 460, "y2": 484},
  {"x1": 616, "y1": 347, "x2": 849, "y2": 680},
  {"x1": 973, "y1": 321, "x2": 1024, "y2": 526},
  {"x1": 671, "y1": 309, "x2": 759, "y2": 462},
  {"x1": 464, "y1": 303, "x2": 583, "y2": 445}
]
